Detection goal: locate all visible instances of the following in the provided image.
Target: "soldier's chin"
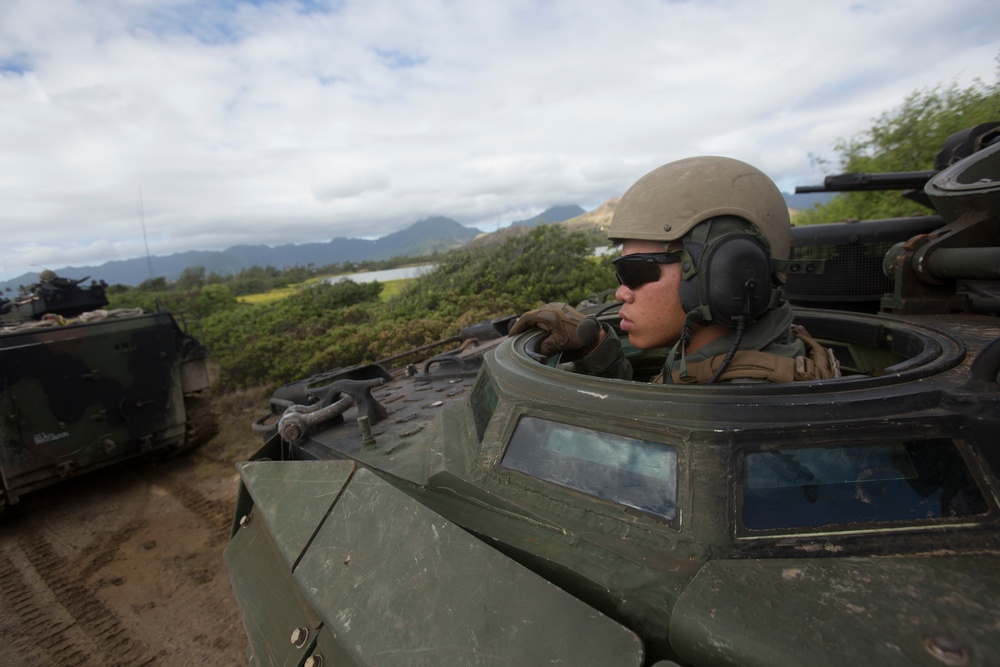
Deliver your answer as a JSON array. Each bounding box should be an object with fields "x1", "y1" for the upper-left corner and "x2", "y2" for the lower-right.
[{"x1": 627, "y1": 331, "x2": 652, "y2": 350}]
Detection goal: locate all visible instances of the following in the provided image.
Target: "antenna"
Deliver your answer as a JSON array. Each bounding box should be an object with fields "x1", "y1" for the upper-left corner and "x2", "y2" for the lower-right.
[{"x1": 137, "y1": 186, "x2": 154, "y2": 281}]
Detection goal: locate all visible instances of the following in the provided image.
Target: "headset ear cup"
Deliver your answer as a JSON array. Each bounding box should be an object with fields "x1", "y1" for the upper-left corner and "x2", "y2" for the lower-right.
[{"x1": 701, "y1": 236, "x2": 773, "y2": 327}]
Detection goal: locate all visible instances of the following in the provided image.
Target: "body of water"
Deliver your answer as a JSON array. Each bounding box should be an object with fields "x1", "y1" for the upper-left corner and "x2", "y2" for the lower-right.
[
  {"x1": 326, "y1": 247, "x2": 613, "y2": 285},
  {"x1": 325, "y1": 264, "x2": 435, "y2": 284}
]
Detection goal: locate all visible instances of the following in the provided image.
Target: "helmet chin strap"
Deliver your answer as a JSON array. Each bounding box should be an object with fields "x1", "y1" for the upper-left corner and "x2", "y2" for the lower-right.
[{"x1": 665, "y1": 309, "x2": 704, "y2": 379}]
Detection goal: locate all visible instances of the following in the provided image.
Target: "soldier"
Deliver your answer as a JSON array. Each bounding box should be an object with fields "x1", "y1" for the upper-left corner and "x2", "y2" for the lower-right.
[
  {"x1": 31, "y1": 269, "x2": 82, "y2": 297},
  {"x1": 511, "y1": 156, "x2": 840, "y2": 384}
]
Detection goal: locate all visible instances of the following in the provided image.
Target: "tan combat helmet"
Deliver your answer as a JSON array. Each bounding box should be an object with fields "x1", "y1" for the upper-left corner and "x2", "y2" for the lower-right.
[
  {"x1": 608, "y1": 155, "x2": 790, "y2": 263},
  {"x1": 609, "y1": 156, "x2": 793, "y2": 328}
]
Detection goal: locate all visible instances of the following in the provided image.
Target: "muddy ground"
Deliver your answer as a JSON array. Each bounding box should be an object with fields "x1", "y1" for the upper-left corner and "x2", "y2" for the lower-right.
[{"x1": 0, "y1": 387, "x2": 269, "y2": 667}]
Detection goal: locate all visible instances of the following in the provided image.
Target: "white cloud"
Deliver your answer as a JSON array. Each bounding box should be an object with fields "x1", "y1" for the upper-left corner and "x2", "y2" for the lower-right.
[{"x1": 1, "y1": 0, "x2": 998, "y2": 279}]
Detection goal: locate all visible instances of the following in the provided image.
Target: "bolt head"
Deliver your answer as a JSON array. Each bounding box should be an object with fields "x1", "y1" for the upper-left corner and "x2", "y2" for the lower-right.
[
  {"x1": 290, "y1": 626, "x2": 309, "y2": 648},
  {"x1": 282, "y1": 423, "x2": 303, "y2": 441},
  {"x1": 924, "y1": 635, "x2": 968, "y2": 666}
]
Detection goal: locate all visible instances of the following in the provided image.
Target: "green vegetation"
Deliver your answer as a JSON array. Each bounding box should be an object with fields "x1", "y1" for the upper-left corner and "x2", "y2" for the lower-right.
[
  {"x1": 109, "y1": 226, "x2": 615, "y2": 391},
  {"x1": 391, "y1": 225, "x2": 614, "y2": 320},
  {"x1": 797, "y1": 64, "x2": 1000, "y2": 225}
]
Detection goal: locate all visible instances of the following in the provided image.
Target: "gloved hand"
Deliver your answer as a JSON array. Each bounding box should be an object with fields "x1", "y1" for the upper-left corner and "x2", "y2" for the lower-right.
[{"x1": 509, "y1": 303, "x2": 602, "y2": 357}]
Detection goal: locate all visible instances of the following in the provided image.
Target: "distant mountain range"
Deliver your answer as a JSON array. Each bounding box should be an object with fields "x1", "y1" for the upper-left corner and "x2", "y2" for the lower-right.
[
  {"x1": 3, "y1": 194, "x2": 827, "y2": 292},
  {"x1": 1, "y1": 206, "x2": 586, "y2": 291}
]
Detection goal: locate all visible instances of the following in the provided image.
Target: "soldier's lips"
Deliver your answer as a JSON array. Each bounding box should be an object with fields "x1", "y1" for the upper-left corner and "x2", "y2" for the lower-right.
[{"x1": 619, "y1": 314, "x2": 634, "y2": 331}]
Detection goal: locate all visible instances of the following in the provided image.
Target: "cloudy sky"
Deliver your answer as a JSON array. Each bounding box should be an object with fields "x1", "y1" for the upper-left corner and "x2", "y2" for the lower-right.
[{"x1": 1, "y1": 0, "x2": 998, "y2": 280}]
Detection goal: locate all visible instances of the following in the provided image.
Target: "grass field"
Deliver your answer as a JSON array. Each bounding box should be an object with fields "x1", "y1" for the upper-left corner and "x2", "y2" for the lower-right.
[{"x1": 238, "y1": 276, "x2": 411, "y2": 304}]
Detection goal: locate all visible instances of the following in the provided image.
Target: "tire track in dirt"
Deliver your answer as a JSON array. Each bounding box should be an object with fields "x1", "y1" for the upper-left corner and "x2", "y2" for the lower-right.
[
  {"x1": 0, "y1": 419, "x2": 254, "y2": 666},
  {"x1": 140, "y1": 468, "x2": 234, "y2": 548},
  {"x1": 0, "y1": 548, "x2": 87, "y2": 665},
  {"x1": 0, "y1": 525, "x2": 156, "y2": 666}
]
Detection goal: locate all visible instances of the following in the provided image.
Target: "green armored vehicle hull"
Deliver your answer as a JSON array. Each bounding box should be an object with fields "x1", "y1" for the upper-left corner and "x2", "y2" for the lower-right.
[
  {"x1": 0, "y1": 283, "x2": 218, "y2": 513},
  {"x1": 226, "y1": 128, "x2": 1000, "y2": 666}
]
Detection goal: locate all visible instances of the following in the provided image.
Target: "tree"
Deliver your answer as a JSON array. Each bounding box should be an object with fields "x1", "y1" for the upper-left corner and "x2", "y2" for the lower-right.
[
  {"x1": 138, "y1": 276, "x2": 168, "y2": 291},
  {"x1": 798, "y1": 63, "x2": 1000, "y2": 225},
  {"x1": 175, "y1": 266, "x2": 207, "y2": 291}
]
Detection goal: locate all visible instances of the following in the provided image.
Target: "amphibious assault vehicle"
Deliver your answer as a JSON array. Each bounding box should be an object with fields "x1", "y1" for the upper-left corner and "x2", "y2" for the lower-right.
[
  {"x1": 0, "y1": 273, "x2": 218, "y2": 514},
  {"x1": 226, "y1": 125, "x2": 1000, "y2": 666}
]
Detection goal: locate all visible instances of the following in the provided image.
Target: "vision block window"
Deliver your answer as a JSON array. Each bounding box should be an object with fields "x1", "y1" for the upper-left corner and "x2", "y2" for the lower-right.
[
  {"x1": 743, "y1": 439, "x2": 988, "y2": 531},
  {"x1": 501, "y1": 417, "x2": 677, "y2": 520},
  {"x1": 470, "y1": 372, "x2": 498, "y2": 442}
]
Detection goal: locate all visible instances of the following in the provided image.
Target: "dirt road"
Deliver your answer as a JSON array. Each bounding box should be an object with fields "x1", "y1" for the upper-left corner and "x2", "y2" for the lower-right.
[{"x1": 0, "y1": 389, "x2": 266, "y2": 666}]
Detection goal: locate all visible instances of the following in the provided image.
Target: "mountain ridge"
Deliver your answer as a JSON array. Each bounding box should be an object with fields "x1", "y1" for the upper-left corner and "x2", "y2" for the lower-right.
[
  {"x1": 3, "y1": 195, "x2": 827, "y2": 291},
  {"x1": 1, "y1": 206, "x2": 584, "y2": 291}
]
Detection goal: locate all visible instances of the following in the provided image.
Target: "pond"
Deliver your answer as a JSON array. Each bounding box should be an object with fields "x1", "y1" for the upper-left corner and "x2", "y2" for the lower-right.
[
  {"x1": 325, "y1": 247, "x2": 613, "y2": 285},
  {"x1": 325, "y1": 264, "x2": 436, "y2": 284}
]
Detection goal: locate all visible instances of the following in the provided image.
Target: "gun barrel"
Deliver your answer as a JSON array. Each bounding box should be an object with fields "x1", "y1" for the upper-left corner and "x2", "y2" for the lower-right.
[
  {"x1": 795, "y1": 170, "x2": 938, "y2": 194},
  {"x1": 923, "y1": 247, "x2": 1000, "y2": 281}
]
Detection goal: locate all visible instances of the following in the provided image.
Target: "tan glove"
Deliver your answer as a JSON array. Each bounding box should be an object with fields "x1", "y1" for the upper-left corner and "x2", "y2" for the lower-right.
[{"x1": 509, "y1": 303, "x2": 601, "y2": 357}]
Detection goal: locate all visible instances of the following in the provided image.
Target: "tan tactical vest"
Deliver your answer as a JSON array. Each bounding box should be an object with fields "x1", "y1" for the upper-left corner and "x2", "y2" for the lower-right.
[{"x1": 665, "y1": 325, "x2": 841, "y2": 384}]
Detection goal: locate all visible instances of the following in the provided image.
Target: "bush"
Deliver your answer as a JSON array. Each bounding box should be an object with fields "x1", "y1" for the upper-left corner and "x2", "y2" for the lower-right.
[
  {"x1": 192, "y1": 226, "x2": 617, "y2": 391},
  {"x1": 108, "y1": 283, "x2": 240, "y2": 322},
  {"x1": 393, "y1": 226, "x2": 615, "y2": 318},
  {"x1": 798, "y1": 68, "x2": 1000, "y2": 224},
  {"x1": 197, "y1": 280, "x2": 385, "y2": 388}
]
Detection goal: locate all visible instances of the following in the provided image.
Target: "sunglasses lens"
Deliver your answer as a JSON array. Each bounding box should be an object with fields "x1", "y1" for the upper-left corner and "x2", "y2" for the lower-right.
[
  {"x1": 614, "y1": 259, "x2": 662, "y2": 289},
  {"x1": 612, "y1": 252, "x2": 682, "y2": 289}
]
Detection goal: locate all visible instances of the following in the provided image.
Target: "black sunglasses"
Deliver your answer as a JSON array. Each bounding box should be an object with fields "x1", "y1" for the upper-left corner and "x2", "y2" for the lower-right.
[{"x1": 612, "y1": 252, "x2": 683, "y2": 289}]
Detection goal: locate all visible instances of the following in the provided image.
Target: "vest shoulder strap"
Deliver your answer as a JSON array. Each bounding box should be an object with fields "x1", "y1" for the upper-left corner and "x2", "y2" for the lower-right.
[{"x1": 670, "y1": 325, "x2": 841, "y2": 384}]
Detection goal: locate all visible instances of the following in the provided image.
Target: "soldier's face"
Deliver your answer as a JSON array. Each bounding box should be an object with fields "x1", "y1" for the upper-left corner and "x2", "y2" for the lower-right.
[{"x1": 614, "y1": 240, "x2": 685, "y2": 350}]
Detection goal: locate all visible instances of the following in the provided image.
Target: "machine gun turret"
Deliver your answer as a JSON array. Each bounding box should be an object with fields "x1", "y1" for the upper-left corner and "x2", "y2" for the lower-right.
[
  {"x1": 12, "y1": 271, "x2": 110, "y2": 320},
  {"x1": 786, "y1": 123, "x2": 1000, "y2": 315},
  {"x1": 794, "y1": 123, "x2": 1000, "y2": 209}
]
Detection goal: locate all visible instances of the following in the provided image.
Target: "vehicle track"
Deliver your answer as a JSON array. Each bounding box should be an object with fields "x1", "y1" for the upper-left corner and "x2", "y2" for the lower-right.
[
  {"x1": 138, "y1": 470, "x2": 234, "y2": 549},
  {"x1": 0, "y1": 454, "x2": 247, "y2": 665},
  {"x1": 0, "y1": 516, "x2": 156, "y2": 665}
]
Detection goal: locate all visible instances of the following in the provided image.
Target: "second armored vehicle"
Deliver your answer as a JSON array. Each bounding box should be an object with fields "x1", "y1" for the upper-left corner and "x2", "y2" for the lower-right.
[{"x1": 0, "y1": 273, "x2": 218, "y2": 514}]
